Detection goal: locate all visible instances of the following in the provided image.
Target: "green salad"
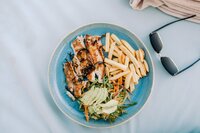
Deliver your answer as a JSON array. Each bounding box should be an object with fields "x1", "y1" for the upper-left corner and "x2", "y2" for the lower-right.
[{"x1": 78, "y1": 76, "x2": 137, "y2": 122}]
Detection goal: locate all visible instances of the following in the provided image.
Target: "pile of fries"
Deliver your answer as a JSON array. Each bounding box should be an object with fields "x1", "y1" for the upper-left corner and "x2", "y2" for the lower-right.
[{"x1": 103, "y1": 33, "x2": 149, "y2": 92}]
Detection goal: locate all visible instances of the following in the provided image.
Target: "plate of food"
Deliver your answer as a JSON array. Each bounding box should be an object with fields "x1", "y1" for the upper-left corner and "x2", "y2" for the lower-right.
[{"x1": 48, "y1": 23, "x2": 154, "y2": 128}]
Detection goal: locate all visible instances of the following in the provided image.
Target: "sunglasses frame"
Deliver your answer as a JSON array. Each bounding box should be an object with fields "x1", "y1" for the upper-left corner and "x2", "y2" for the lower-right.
[{"x1": 149, "y1": 15, "x2": 200, "y2": 76}]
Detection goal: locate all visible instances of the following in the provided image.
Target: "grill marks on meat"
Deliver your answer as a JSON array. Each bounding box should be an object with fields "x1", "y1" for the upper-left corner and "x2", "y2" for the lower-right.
[
  {"x1": 72, "y1": 56, "x2": 82, "y2": 76},
  {"x1": 85, "y1": 35, "x2": 105, "y2": 82},
  {"x1": 64, "y1": 62, "x2": 77, "y2": 91},
  {"x1": 95, "y1": 63, "x2": 105, "y2": 83},
  {"x1": 71, "y1": 36, "x2": 85, "y2": 54},
  {"x1": 85, "y1": 35, "x2": 104, "y2": 63},
  {"x1": 64, "y1": 62, "x2": 86, "y2": 97},
  {"x1": 64, "y1": 35, "x2": 105, "y2": 97},
  {"x1": 71, "y1": 37, "x2": 96, "y2": 81},
  {"x1": 76, "y1": 49, "x2": 94, "y2": 76}
]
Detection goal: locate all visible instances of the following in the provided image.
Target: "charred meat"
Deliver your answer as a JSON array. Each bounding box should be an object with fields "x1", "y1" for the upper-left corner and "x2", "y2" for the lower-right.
[
  {"x1": 64, "y1": 62, "x2": 86, "y2": 97},
  {"x1": 64, "y1": 34, "x2": 105, "y2": 97}
]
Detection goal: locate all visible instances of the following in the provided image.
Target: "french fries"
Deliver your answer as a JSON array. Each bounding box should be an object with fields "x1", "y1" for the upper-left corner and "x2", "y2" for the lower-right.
[
  {"x1": 105, "y1": 63, "x2": 111, "y2": 69},
  {"x1": 113, "y1": 51, "x2": 118, "y2": 57},
  {"x1": 125, "y1": 56, "x2": 129, "y2": 67},
  {"x1": 113, "y1": 58, "x2": 118, "y2": 62},
  {"x1": 108, "y1": 42, "x2": 116, "y2": 59},
  {"x1": 135, "y1": 51, "x2": 140, "y2": 61},
  {"x1": 110, "y1": 37, "x2": 114, "y2": 44},
  {"x1": 143, "y1": 60, "x2": 149, "y2": 72},
  {"x1": 105, "y1": 58, "x2": 128, "y2": 71},
  {"x1": 105, "y1": 33, "x2": 110, "y2": 52},
  {"x1": 135, "y1": 65, "x2": 142, "y2": 78},
  {"x1": 121, "y1": 53, "x2": 125, "y2": 64},
  {"x1": 121, "y1": 40, "x2": 136, "y2": 57},
  {"x1": 125, "y1": 73, "x2": 132, "y2": 89},
  {"x1": 109, "y1": 70, "x2": 130, "y2": 81},
  {"x1": 139, "y1": 49, "x2": 145, "y2": 62},
  {"x1": 111, "y1": 34, "x2": 122, "y2": 45},
  {"x1": 114, "y1": 45, "x2": 121, "y2": 53},
  {"x1": 110, "y1": 69, "x2": 122, "y2": 75},
  {"x1": 129, "y1": 81, "x2": 135, "y2": 92},
  {"x1": 139, "y1": 62, "x2": 146, "y2": 77},
  {"x1": 118, "y1": 44, "x2": 140, "y2": 68},
  {"x1": 104, "y1": 33, "x2": 149, "y2": 94},
  {"x1": 103, "y1": 46, "x2": 106, "y2": 51},
  {"x1": 132, "y1": 73, "x2": 139, "y2": 85},
  {"x1": 118, "y1": 51, "x2": 123, "y2": 64},
  {"x1": 118, "y1": 77, "x2": 123, "y2": 85},
  {"x1": 109, "y1": 67, "x2": 119, "y2": 72},
  {"x1": 136, "y1": 49, "x2": 145, "y2": 62},
  {"x1": 130, "y1": 64, "x2": 139, "y2": 84}
]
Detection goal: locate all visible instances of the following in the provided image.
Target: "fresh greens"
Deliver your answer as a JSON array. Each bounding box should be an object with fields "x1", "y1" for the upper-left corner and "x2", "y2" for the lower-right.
[
  {"x1": 106, "y1": 101, "x2": 137, "y2": 122},
  {"x1": 121, "y1": 102, "x2": 138, "y2": 109},
  {"x1": 88, "y1": 76, "x2": 113, "y2": 89},
  {"x1": 79, "y1": 76, "x2": 137, "y2": 122}
]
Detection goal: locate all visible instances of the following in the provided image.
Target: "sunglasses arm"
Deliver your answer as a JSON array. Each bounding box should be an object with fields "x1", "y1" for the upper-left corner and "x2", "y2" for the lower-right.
[
  {"x1": 176, "y1": 57, "x2": 200, "y2": 75},
  {"x1": 151, "y1": 15, "x2": 196, "y2": 33}
]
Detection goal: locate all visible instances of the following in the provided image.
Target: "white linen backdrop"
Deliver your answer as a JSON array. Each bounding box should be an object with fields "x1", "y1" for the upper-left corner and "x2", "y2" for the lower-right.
[{"x1": 1, "y1": 0, "x2": 200, "y2": 133}]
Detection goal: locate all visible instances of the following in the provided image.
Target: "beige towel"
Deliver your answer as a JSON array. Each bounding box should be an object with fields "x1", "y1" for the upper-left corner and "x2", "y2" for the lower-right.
[{"x1": 130, "y1": 0, "x2": 200, "y2": 23}]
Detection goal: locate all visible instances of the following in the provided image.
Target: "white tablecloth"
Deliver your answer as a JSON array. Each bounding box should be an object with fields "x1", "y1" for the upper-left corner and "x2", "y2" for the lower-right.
[{"x1": 1, "y1": 0, "x2": 200, "y2": 132}]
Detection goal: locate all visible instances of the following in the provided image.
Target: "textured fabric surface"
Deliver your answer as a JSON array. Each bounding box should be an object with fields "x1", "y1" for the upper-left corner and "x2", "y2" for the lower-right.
[
  {"x1": 130, "y1": 0, "x2": 200, "y2": 23},
  {"x1": 1, "y1": 0, "x2": 200, "y2": 132}
]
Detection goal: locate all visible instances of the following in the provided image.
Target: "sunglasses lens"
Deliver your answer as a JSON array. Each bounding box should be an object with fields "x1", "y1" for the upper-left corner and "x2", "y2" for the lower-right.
[
  {"x1": 161, "y1": 57, "x2": 179, "y2": 76},
  {"x1": 149, "y1": 32, "x2": 163, "y2": 53}
]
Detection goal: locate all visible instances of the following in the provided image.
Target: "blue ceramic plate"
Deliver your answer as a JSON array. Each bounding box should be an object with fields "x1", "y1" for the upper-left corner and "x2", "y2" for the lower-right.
[{"x1": 48, "y1": 23, "x2": 154, "y2": 128}]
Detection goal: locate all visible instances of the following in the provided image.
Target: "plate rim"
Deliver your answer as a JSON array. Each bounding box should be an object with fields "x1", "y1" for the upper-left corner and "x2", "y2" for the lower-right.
[{"x1": 48, "y1": 22, "x2": 155, "y2": 128}]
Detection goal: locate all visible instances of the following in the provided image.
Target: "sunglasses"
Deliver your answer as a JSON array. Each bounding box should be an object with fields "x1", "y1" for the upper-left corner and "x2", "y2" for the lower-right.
[{"x1": 149, "y1": 15, "x2": 200, "y2": 76}]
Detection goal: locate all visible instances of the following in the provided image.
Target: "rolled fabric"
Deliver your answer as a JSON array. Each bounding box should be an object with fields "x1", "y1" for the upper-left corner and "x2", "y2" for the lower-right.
[{"x1": 130, "y1": 0, "x2": 200, "y2": 23}]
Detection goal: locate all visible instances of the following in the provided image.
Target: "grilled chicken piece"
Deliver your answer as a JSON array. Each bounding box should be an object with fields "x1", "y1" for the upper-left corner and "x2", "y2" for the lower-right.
[
  {"x1": 71, "y1": 36, "x2": 85, "y2": 54},
  {"x1": 64, "y1": 62, "x2": 78, "y2": 92},
  {"x1": 76, "y1": 49, "x2": 94, "y2": 75},
  {"x1": 85, "y1": 35, "x2": 105, "y2": 82},
  {"x1": 71, "y1": 36, "x2": 96, "y2": 81},
  {"x1": 76, "y1": 49, "x2": 96, "y2": 82},
  {"x1": 72, "y1": 56, "x2": 82, "y2": 76},
  {"x1": 64, "y1": 62, "x2": 86, "y2": 97},
  {"x1": 71, "y1": 36, "x2": 87, "y2": 76},
  {"x1": 87, "y1": 70, "x2": 96, "y2": 82},
  {"x1": 73, "y1": 81, "x2": 87, "y2": 97},
  {"x1": 64, "y1": 35, "x2": 106, "y2": 98},
  {"x1": 85, "y1": 35, "x2": 104, "y2": 63},
  {"x1": 69, "y1": 35, "x2": 105, "y2": 83},
  {"x1": 95, "y1": 63, "x2": 105, "y2": 83}
]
